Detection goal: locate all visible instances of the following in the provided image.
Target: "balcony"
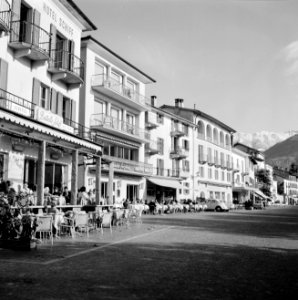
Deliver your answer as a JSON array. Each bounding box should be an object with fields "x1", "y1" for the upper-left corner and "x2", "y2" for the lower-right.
[
  {"x1": 90, "y1": 113, "x2": 150, "y2": 143},
  {"x1": 198, "y1": 154, "x2": 207, "y2": 164},
  {"x1": 145, "y1": 111, "x2": 158, "y2": 129},
  {"x1": 0, "y1": 1, "x2": 10, "y2": 32},
  {"x1": 170, "y1": 123, "x2": 187, "y2": 137},
  {"x1": 220, "y1": 160, "x2": 227, "y2": 169},
  {"x1": 101, "y1": 156, "x2": 153, "y2": 176},
  {"x1": 9, "y1": 20, "x2": 50, "y2": 61},
  {"x1": 207, "y1": 155, "x2": 215, "y2": 166},
  {"x1": 91, "y1": 74, "x2": 149, "y2": 111},
  {"x1": 180, "y1": 168, "x2": 190, "y2": 178},
  {"x1": 48, "y1": 49, "x2": 84, "y2": 87},
  {"x1": 153, "y1": 167, "x2": 180, "y2": 178},
  {"x1": 0, "y1": 88, "x2": 95, "y2": 143},
  {"x1": 145, "y1": 140, "x2": 159, "y2": 155},
  {"x1": 226, "y1": 162, "x2": 233, "y2": 171},
  {"x1": 170, "y1": 146, "x2": 188, "y2": 159}
]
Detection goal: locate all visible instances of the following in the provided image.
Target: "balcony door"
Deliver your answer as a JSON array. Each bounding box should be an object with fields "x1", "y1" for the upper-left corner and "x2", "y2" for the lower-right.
[{"x1": 110, "y1": 107, "x2": 121, "y2": 130}]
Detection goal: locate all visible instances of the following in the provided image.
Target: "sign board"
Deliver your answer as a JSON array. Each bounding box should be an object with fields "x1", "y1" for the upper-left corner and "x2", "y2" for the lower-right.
[{"x1": 8, "y1": 152, "x2": 24, "y2": 181}]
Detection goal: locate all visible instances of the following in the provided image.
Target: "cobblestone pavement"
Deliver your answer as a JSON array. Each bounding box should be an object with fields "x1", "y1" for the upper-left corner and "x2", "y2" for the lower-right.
[{"x1": 0, "y1": 206, "x2": 298, "y2": 300}]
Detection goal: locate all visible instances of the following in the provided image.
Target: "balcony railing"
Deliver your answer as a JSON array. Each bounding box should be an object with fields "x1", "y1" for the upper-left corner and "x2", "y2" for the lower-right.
[
  {"x1": 0, "y1": 88, "x2": 96, "y2": 145},
  {"x1": 145, "y1": 139, "x2": 159, "y2": 155},
  {"x1": 171, "y1": 123, "x2": 187, "y2": 137},
  {"x1": 90, "y1": 113, "x2": 150, "y2": 141},
  {"x1": 152, "y1": 167, "x2": 180, "y2": 178},
  {"x1": 48, "y1": 49, "x2": 84, "y2": 85},
  {"x1": 170, "y1": 146, "x2": 188, "y2": 159},
  {"x1": 9, "y1": 20, "x2": 50, "y2": 60},
  {"x1": 199, "y1": 154, "x2": 207, "y2": 164},
  {"x1": 102, "y1": 156, "x2": 153, "y2": 175},
  {"x1": 207, "y1": 155, "x2": 214, "y2": 166},
  {"x1": 91, "y1": 74, "x2": 150, "y2": 109},
  {"x1": 145, "y1": 111, "x2": 158, "y2": 129},
  {"x1": 0, "y1": 8, "x2": 10, "y2": 32}
]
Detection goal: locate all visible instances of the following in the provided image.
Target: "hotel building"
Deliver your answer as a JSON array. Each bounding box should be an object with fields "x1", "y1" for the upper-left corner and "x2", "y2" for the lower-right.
[
  {"x1": 0, "y1": 0, "x2": 102, "y2": 204},
  {"x1": 79, "y1": 36, "x2": 155, "y2": 205}
]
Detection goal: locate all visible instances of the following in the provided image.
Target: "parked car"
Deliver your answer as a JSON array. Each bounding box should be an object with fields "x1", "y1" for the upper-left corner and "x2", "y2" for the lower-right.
[{"x1": 206, "y1": 200, "x2": 229, "y2": 212}]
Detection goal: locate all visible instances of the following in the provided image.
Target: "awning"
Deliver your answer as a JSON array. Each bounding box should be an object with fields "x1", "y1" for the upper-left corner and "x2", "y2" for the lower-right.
[
  {"x1": 254, "y1": 190, "x2": 269, "y2": 199},
  {"x1": 147, "y1": 178, "x2": 181, "y2": 189},
  {"x1": 0, "y1": 110, "x2": 102, "y2": 153}
]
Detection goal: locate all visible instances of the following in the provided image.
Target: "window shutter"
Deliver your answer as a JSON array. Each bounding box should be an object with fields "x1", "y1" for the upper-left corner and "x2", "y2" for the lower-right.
[
  {"x1": 32, "y1": 9, "x2": 41, "y2": 46},
  {"x1": 51, "y1": 88, "x2": 57, "y2": 114},
  {"x1": 32, "y1": 78, "x2": 40, "y2": 106},
  {"x1": 0, "y1": 59, "x2": 8, "y2": 91},
  {"x1": 50, "y1": 24, "x2": 57, "y2": 60},
  {"x1": 62, "y1": 39, "x2": 70, "y2": 70},
  {"x1": 57, "y1": 92, "x2": 63, "y2": 117},
  {"x1": 71, "y1": 99, "x2": 77, "y2": 124},
  {"x1": 11, "y1": 0, "x2": 21, "y2": 21}
]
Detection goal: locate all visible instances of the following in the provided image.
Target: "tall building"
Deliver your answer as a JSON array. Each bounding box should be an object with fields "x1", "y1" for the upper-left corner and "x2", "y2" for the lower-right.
[
  {"x1": 0, "y1": 0, "x2": 102, "y2": 204},
  {"x1": 79, "y1": 36, "x2": 155, "y2": 205},
  {"x1": 146, "y1": 98, "x2": 236, "y2": 207}
]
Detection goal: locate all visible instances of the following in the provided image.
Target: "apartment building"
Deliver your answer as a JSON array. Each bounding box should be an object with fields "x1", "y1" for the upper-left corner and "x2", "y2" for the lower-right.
[
  {"x1": 146, "y1": 98, "x2": 236, "y2": 206},
  {"x1": 144, "y1": 97, "x2": 192, "y2": 203},
  {"x1": 0, "y1": 0, "x2": 102, "y2": 204},
  {"x1": 79, "y1": 36, "x2": 155, "y2": 205}
]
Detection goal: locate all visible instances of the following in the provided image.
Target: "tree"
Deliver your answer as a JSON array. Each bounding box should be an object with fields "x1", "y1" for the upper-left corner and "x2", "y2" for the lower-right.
[{"x1": 255, "y1": 169, "x2": 272, "y2": 197}]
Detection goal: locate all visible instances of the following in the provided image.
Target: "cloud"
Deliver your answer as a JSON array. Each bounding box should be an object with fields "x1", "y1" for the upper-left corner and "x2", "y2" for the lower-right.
[{"x1": 282, "y1": 41, "x2": 298, "y2": 78}]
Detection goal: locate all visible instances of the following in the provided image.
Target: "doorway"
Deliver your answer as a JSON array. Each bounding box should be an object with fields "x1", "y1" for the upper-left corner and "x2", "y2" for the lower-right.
[{"x1": 127, "y1": 184, "x2": 138, "y2": 202}]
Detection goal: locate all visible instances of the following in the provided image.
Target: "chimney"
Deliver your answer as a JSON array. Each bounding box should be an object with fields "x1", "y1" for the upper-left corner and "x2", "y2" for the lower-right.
[
  {"x1": 151, "y1": 95, "x2": 157, "y2": 107},
  {"x1": 175, "y1": 98, "x2": 184, "y2": 108}
]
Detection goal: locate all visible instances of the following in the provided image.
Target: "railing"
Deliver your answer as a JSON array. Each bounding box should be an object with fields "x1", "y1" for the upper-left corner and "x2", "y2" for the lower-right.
[
  {"x1": 102, "y1": 156, "x2": 153, "y2": 175},
  {"x1": 145, "y1": 139, "x2": 158, "y2": 151},
  {"x1": 90, "y1": 113, "x2": 150, "y2": 140},
  {"x1": 170, "y1": 146, "x2": 188, "y2": 157},
  {"x1": 10, "y1": 20, "x2": 50, "y2": 54},
  {"x1": 91, "y1": 74, "x2": 150, "y2": 107},
  {"x1": 0, "y1": 10, "x2": 10, "y2": 30},
  {"x1": 49, "y1": 49, "x2": 84, "y2": 80},
  {"x1": 207, "y1": 155, "x2": 214, "y2": 165},
  {"x1": 0, "y1": 88, "x2": 35, "y2": 118},
  {"x1": 171, "y1": 123, "x2": 186, "y2": 135},
  {"x1": 152, "y1": 167, "x2": 180, "y2": 177},
  {"x1": 0, "y1": 88, "x2": 99, "y2": 146},
  {"x1": 199, "y1": 154, "x2": 208, "y2": 164}
]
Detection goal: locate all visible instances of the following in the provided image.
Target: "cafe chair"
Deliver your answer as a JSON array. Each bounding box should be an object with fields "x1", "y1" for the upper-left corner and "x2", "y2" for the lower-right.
[
  {"x1": 100, "y1": 212, "x2": 113, "y2": 235},
  {"x1": 35, "y1": 215, "x2": 53, "y2": 245},
  {"x1": 74, "y1": 213, "x2": 91, "y2": 237}
]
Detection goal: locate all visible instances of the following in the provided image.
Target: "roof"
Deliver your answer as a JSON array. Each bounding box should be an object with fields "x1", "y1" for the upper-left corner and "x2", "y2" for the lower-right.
[
  {"x1": 160, "y1": 105, "x2": 236, "y2": 133},
  {"x1": 81, "y1": 35, "x2": 156, "y2": 84},
  {"x1": 233, "y1": 142, "x2": 263, "y2": 154},
  {"x1": 59, "y1": 0, "x2": 97, "y2": 31}
]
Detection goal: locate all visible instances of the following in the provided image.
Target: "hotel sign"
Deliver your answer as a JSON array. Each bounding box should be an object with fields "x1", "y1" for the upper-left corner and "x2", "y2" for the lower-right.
[
  {"x1": 43, "y1": 2, "x2": 74, "y2": 37},
  {"x1": 34, "y1": 107, "x2": 74, "y2": 134}
]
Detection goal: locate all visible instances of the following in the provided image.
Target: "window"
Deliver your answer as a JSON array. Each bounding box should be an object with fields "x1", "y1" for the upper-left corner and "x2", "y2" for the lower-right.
[
  {"x1": 222, "y1": 192, "x2": 225, "y2": 201},
  {"x1": 157, "y1": 159, "x2": 164, "y2": 176},
  {"x1": 199, "y1": 166, "x2": 205, "y2": 178},
  {"x1": 62, "y1": 97, "x2": 72, "y2": 124},
  {"x1": 220, "y1": 152, "x2": 225, "y2": 167},
  {"x1": 221, "y1": 171, "x2": 225, "y2": 181},
  {"x1": 208, "y1": 168, "x2": 212, "y2": 179},
  {"x1": 110, "y1": 71, "x2": 122, "y2": 93},
  {"x1": 182, "y1": 160, "x2": 190, "y2": 172},
  {"x1": 227, "y1": 172, "x2": 231, "y2": 182},
  {"x1": 40, "y1": 84, "x2": 50, "y2": 109},
  {"x1": 215, "y1": 169, "x2": 219, "y2": 180},
  {"x1": 184, "y1": 189, "x2": 190, "y2": 195},
  {"x1": 215, "y1": 192, "x2": 220, "y2": 200},
  {"x1": 157, "y1": 113, "x2": 164, "y2": 124},
  {"x1": 182, "y1": 124, "x2": 188, "y2": 136},
  {"x1": 0, "y1": 153, "x2": 4, "y2": 182},
  {"x1": 126, "y1": 113, "x2": 135, "y2": 134},
  {"x1": 207, "y1": 148, "x2": 212, "y2": 163},
  {"x1": 94, "y1": 99, "x2": 105, "y2": 114},
  {"x1": 126, "y1": 80, "x2": 136, "y2": 99},
  {"x1": 198, "y1": 145, "x2": 205, "y2": 163},
  {"x1": 214, "y1": 150, "x2": 218, "y2": 165},
  {"x1": 183, "y1": 140, "x2": 189, "y2": 150},
  {"x1": 184, "y1": 182, "x2": 190, "y2": 188},
  {"x1": 209, "y1": 191, "x2": 214, "y2": 199},
  {"x1": 157, "y1": 138, "x2": 164, "y2": 154}
]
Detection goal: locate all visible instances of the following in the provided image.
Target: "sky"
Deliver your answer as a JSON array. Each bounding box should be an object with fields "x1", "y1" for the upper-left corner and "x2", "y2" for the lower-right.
[{"x1": 74, "y1": 0, "x2": 298, "y2": 133}]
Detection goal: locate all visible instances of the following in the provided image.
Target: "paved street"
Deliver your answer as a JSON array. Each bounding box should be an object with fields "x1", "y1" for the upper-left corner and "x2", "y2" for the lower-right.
[{"x1": 0, "y1": 206, "x2": 298, "y2": 300}]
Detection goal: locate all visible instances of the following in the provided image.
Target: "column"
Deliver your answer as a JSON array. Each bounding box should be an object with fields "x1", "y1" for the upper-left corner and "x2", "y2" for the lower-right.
[
  {"x1": 95, "y1": 156, "x2": 101, "y2": 205},
  {"x1": 108, "y1": 162, "x2": 114, "y2": 205},
  {"x1": 37, "y1": 140, "x2": 46, "y2": 205},
  {"x1": 71, "y1": 149, "x2": 78, "y2": 205}
]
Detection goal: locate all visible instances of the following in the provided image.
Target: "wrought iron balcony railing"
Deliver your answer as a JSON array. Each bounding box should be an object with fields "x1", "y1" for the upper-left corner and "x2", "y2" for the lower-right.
[
  {"x1": 91, "y1": 74, "x2": 150, "y2": 107},
  {"x1": 90, "y1": 113, "x2": 150, "y2": 141},
  {"x1": 152, "y1": 167, "x2": 180, "y2": 178},
  {"x1": 0, "y1": 10, "x2": 10, "y2": 31},
  {"x1": 48, "y1": 49, "x2": 84, "y2": 83},
  {"x1": 170, "y1": 146, "x2": 188, "y2": 159},
  {"x1": 9, "y1": 20, "x2": 50, "y2": 60}
]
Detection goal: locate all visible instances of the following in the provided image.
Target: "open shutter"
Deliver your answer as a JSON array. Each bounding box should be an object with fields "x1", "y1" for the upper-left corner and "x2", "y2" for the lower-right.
[
  {"x1": 32, "y1": 78, "x2": 40, "y2": 106},
  {"x1": 71, "y1": 99, "x2": 77, "y2": 125},
  {"x1": 0, "y1": 59, "x2": 8, "y2": 91},
  {"x1": 57, "y1": 92, "x2": 63, "y2": 117},
  {"x1": 50, "y1": 24, "x2": 57, "y2": 62},
  {"x1": 62, "y1": 39, "x2": 70, "y2": 70},
  {"x1": 69, "y1": 40, "x2": 75, "y2": 73},
  {"x1": 51, "y1": 88, "x2": 57, "y2": 114},
  {"x1": 32, "y1": 9, "x2": 41, "y2": 47},
  {"x1": 11, "y1": 0, "x2": 21, "y2": 21}
]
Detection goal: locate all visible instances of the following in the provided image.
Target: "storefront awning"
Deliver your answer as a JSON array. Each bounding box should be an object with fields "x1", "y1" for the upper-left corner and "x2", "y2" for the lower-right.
[
  {"x1": 0, "y1": 110, "x2": 102, "y2": 153},
  {"x1": 147, "y1": 178, "x2": 181, "y2": 189},
  {"x1": 254, "y1": 189, "x2": 269, "y2": 199}
]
